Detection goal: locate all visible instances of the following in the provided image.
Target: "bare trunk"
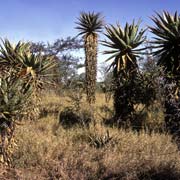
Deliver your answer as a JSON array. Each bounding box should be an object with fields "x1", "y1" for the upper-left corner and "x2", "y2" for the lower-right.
[{"x1": 0, "y1": 121, "x2": 15, "y2": 166}]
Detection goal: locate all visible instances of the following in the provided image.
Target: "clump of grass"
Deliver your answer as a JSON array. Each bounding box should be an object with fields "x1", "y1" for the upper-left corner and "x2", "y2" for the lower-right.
[
  {"x1": 58, "y1": 107, "x2": 92, "y2": 128},
  {"x1": 88, "y1": 130, "x2": 113, "y2": 148}
]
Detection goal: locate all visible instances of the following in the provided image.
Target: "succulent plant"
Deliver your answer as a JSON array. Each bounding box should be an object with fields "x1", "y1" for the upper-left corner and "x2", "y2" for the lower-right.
[{"x1": 76, "y1": 12, "x2": 104, "y2": 104}]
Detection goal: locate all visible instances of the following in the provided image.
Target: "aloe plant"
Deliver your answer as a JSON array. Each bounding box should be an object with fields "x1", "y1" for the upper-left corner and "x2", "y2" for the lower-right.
[
  {"x1": 76, "y1": 12, "x2": 104, "y2": 104},
  {"x1": 102, "y1": 21, "x2": 146, "y2": 123},
  {"x1": 150, "y1": 11, "x2": 180, "y2": 135},
  {"x1": 0, "y1": 39, "x2": 57, "y2": 120},
  {"x1": 0, "y1": 73, "x2": 31, "y2": 165},
  {"x1": 150, "y1": 11, "x2": 180, "y2": 78},
  {"x1": 0, "y1": 39, "x2": 56, "y2": 90},
  {"x1": 0, "y1": 39, "x2": 57, "y2": 165}
]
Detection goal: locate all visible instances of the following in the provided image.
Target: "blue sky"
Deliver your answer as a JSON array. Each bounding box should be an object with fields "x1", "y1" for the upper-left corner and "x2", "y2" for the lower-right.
[
  {"x1": 0, "y1": 0, "x2": 179, "y2": 78},
  {"x1": 0, "y1": 0, "x2": 179, "y2": 43}
]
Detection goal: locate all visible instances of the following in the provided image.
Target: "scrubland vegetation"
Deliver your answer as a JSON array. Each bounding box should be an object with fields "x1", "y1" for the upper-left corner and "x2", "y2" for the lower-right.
[
  {"x1": 1, "y1": 10, "x2": 180, "y2": 180},
  {"x1": 0, "y1": 92, "x2": 180, "y2": 179}
]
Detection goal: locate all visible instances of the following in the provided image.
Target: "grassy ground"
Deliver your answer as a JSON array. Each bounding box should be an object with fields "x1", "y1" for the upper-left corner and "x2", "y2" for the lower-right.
[{"x1": 1, "y1": 91, "x2": 180, "y2": 179}]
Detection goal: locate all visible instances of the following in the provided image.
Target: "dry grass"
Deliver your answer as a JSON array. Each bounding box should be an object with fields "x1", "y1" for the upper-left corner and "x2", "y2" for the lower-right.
[
  {"x1": 39, "y1": 91, "x2": 113, "y2": 123},
  {"x1": 11, "y1": 116, "x2": 180, "y2": 179},
  {"x1": 1, "y1": 91, "x2": 180, "y2": 179}
]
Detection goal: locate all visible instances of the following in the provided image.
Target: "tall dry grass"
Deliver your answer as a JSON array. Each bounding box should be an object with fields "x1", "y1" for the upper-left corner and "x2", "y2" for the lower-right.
[
  {"x1": 11, "y1": 115, "x2": 180, "y2": 179},
  {"x1": 1, "y1": 91, "x2": 180, "y2": 179}
]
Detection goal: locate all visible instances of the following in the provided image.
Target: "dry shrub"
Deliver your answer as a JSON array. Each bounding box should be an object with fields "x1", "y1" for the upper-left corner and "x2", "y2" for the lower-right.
[
  {"x1": 132, "y1": 102, "x2": 165, "y2": 132},
  {"x1": 58, "y1": 107, "x2": 92, "y2": 128}
]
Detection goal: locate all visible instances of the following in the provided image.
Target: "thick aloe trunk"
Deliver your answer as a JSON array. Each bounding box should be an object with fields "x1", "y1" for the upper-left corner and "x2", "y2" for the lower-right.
[
  {"x1": 113, "y1": 57, "x2": 138, "y2": 125},
  {"x1": 113, "y1": 76, "x2": 135, "y2": 125},
  {"x1": 84, "y1": 34, "x2": 98, "y2": 104},
  {"x1": 0, "y1": 121, "x2": 15, "y2": 166}
]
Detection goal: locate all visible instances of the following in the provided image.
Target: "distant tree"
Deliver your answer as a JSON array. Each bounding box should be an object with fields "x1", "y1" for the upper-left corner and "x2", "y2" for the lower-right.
[
  {"x1": 30, "y1": 41, "x2": 46, "y2": 53},
  {"x1": 99, "y1": 64, "x2": 113, "y2": 103},
  {"x1": 139, "y1": 53, "x2": 163, "y2": 106},
  {"x1": 30, "y1": 37, "x2": 83, "y2": 88},
  {"x1": 76, "y1": 12, "x2": 104, "y2": 104},
  {"x1": 67, "y1": 72, "x2": 86, "y2": 89},
  {"x1": 30, "y1": 37, "x2": 82, "y2": 55}
]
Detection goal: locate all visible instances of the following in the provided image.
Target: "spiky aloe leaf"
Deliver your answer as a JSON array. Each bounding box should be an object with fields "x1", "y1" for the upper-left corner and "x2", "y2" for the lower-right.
[
  {"x1": 150, "y1": 11, "x2": 180, "y2": 76},
  {"x1": 0, "y1": 73, "x2": 32, "y2": 127},
  {"x1": 0, "y1": 39, "x2": 57, "y2": 90},
  {"x1": 76, "y1": 11, "x2": 104, "y2": 36},
  {"x1": 102, "y1": 20, "x2": 146, "y2": 123},
  {"x1": 102, "y1": 20, "x2": 146, "y2": 75}
]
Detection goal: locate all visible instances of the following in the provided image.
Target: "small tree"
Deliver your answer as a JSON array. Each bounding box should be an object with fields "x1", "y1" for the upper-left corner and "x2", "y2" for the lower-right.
[
  {"x1": 99, "y1": 65, "x2": 113, "y2": 103},
  {"x1": 30, "y1": 37, "x2": 83, "y2": 90}
]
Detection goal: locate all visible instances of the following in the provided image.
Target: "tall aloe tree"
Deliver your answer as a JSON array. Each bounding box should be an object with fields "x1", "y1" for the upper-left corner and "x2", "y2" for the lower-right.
[
  {"x1": 150, "y1": 11, "x2": 180, "y2": 135},
  {"x1": 76, "y1": 12, "x2": 104, "y2": 104},
  {"x1": 0, "y1": 73, "x2": 31, "y2": 165},
  {"x1": 0, "y1": 39, "x2": 56, "y2": 165},
  {"x1": 102, "y1": 21, "x2": 146, "y2": 123}
]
